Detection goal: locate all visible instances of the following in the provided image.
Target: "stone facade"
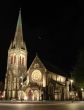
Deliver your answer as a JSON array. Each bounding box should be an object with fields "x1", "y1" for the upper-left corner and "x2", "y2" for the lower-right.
[{"x1": 4, "y1": 10, "x2": 70, "y2": 101}]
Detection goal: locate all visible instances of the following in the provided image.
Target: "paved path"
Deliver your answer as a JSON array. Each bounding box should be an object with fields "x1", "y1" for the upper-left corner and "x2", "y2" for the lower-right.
[
  {"x1": 0, "y1": 100, "x2": 84, "y2": 105},
  {"x1": 0, "y1": 101, "x2": 84, "y2": 110}
]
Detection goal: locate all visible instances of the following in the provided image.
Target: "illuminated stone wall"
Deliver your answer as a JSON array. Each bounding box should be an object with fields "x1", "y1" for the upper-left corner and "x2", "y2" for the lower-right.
[
  {"x1": 5, "y1": 10, "x2": 27, "y2": 100},
  {"x1": 4, "y1": 9, "x2": 70, "y2": 101}
]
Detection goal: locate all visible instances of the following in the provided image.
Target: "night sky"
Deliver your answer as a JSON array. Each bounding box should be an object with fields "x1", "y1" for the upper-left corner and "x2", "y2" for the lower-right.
[{"x1": 0, "y1": 1, "x2": 84, "y2": 81}]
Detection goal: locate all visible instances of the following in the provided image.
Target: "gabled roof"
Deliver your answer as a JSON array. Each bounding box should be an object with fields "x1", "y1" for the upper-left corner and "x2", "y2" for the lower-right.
[{"x1": 27, "y1": 54, "x2": 46, "y2": 73}]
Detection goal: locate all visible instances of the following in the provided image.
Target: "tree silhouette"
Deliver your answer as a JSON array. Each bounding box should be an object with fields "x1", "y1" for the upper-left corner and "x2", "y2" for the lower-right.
[{"x1": 73, "y1": 49, "x2": 84, "y2": 88}]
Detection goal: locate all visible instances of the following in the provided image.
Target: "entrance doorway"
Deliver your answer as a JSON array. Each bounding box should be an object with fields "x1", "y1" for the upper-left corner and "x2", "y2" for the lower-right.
[
  {"x1": 26, "y1": 88, "x2": 40, "y2": 101},
  {"x1": 28, "y1": 89, "x2": 33, "y2": 101},
  {"x1": 33, "y1": 90, "x2": 39, "y2": 101}
]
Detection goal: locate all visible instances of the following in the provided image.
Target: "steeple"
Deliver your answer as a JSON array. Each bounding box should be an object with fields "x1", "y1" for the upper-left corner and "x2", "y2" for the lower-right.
[{"x1": 13, "y1": 8, "x2": 24, "y2": 49}]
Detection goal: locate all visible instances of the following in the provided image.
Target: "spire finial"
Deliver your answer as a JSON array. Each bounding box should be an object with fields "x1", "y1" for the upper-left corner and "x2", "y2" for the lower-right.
[
  {"x1": 36, "y1": 52, "x2": 38, "y2": 56},
  {"x1": 19, "y1": 8, "x2": 21, "y2": 13}
]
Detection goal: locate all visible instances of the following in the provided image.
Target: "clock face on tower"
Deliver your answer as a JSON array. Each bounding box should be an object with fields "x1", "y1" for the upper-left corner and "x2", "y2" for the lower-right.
[{"x1": 31, "y1": 69, "x2": 42, "y2": 82}]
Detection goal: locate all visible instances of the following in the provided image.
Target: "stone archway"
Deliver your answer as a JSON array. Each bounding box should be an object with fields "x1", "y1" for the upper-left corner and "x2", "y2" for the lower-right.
[
  {"x1": 18, "y1": 91, "x2": 27, "y2": 101},
  {"x1": 25, "y1": 87, "x2": 40, "y2": 101},
  {"x1": 28, "y1": 89, "x2": 33, "y2": 101},
  {"x1": 33, "y1": 90, "x2": 39, "y2": 101}
]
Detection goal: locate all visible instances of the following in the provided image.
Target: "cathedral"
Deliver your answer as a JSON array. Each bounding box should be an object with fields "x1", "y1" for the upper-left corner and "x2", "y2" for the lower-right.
[{"x1": 4, "y1": 10, "x2": 70, "y2": 101}]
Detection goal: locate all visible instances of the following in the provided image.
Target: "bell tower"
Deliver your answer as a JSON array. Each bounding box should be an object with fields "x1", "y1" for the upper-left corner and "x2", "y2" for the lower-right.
[{"x1": 5, "y1": 9, "x2": 27, "y2": 100}]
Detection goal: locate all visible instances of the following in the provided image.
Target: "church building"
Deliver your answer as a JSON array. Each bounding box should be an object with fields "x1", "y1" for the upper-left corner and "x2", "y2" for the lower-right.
[{"x1": 4, "y1": 10, "x2": 70, "y2": 101}]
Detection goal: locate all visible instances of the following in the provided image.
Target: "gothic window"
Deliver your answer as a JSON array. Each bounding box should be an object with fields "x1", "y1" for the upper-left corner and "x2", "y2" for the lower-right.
[
  {"x1": 20, "y1": 56, "x2": 21, "y2": 64},
  {"x1": 17, "y1": 82, "x2": 19, "y2": 89},
  {"x1": 12, "y1": 91, "x2": 15, "y2": 98},
  {"x1": 13, "y1": 81, "x2": 16, "y2": 89},
  {"x1": 8, "y1": 83, "x2": 11, "y2": 90},
  {"x1": 14, "y1": 55, "x2": 16, "y2": 64},
  {"x1": 8, "y1": 91, "x2": 11, "y2": 98},
  {"x1": 14, "y1": 78, "x2": 16, "y2": 82},
  {"x1": 11, "y1": 55, "x2": 13, "y2": 64},
  {"x1": 22, "y1": 57, "x2": 24, "y2": 65}
]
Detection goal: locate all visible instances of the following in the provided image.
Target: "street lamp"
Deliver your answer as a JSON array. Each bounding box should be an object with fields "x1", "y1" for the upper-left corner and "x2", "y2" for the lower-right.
[
  {"x1": 81, "y1": 88, "x2": 83, "y2": 91},
  {"x1": 70, "y1": 79, "x2": 74, "y2": 90},
  {"x1": 81, "y1": 88, "x2": 83, "y2": 101}
]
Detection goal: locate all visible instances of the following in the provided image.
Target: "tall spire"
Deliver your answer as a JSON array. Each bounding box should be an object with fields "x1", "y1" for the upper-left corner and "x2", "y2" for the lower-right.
[{"x1": 13, "y1": 8, "x2": 24, "y2": 48}]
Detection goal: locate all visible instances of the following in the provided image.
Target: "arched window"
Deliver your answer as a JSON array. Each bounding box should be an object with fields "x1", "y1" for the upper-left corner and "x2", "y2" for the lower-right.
[
  {"x1": 20, "y1": 56, "x2": 21, "y2": 64},
  {"x1": 11, "y1": 56, "x2": 13, "y2": 64},
  {"x1": 22, "y1": 57, "x2": 24, "y2": 65},
  {"x1": 14, "y1": 55, "x2": 16, "y2": 64}
]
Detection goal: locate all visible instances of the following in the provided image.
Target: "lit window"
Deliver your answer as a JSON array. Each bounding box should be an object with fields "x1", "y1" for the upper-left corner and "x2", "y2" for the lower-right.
[
  {"x1": 20, "y1": 56, "x2": 21, "y2": 64},
  {"x1": 11, "y1": 56, "x2": 13, "y2": 64},
  {"x1": 14, "y1": 55, "x2": 16, "y2": 64},
  {"x1": 22, "y1": 57, "x2": 24, "y2": 65}
]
